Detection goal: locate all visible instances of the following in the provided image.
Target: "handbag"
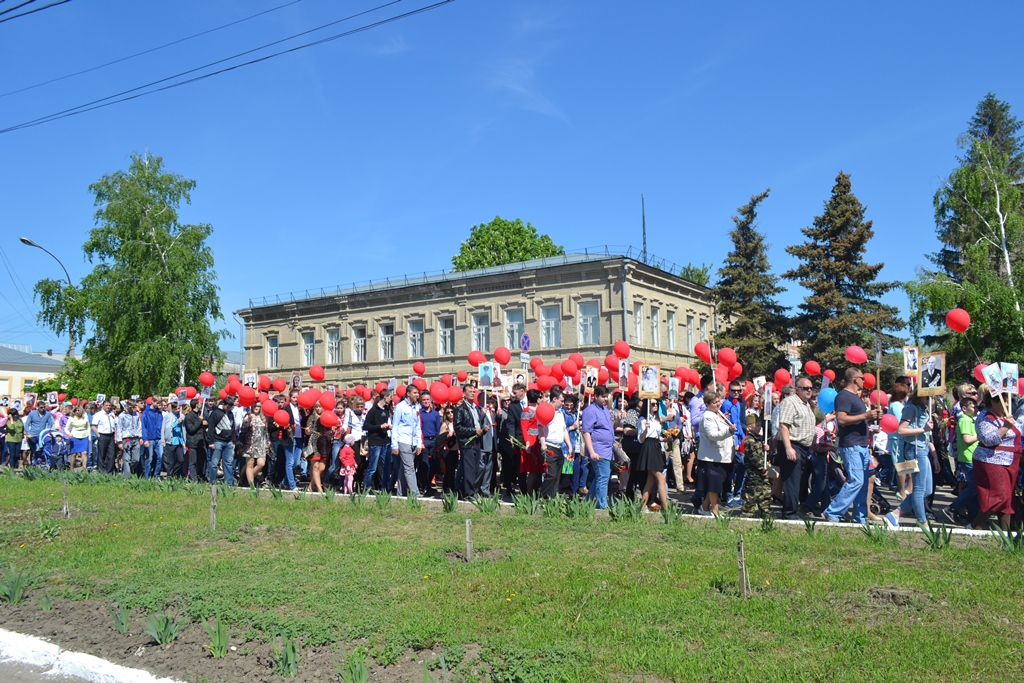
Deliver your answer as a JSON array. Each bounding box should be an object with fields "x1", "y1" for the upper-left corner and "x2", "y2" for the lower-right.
[{"x1": 894, "y1": 459, "x2": 919, "y2": 475}]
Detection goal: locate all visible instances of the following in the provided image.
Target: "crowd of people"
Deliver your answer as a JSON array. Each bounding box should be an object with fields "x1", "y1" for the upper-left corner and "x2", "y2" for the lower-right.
[{"x1": 0, "y1": 365, "x2": 1020, "y2": 531}]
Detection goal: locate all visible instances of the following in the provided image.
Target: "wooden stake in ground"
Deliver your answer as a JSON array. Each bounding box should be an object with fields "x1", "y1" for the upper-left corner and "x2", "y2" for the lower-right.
[
  {"x1": 61, "y1": 473, "x2": 70, "y2": 518},
  {"x1": 465, "y1": 518, "x2": 473, "y2": 562},
  {"x1": 737, "y1": 534, "x2": 750, "y2": 599},
  {"x1": 210, "y1": 484, "x2": 217, "y2": 531}
]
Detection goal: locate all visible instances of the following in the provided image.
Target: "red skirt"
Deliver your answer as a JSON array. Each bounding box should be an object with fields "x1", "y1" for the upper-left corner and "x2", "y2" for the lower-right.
[{"x1": 975, "y1": 457, "x2": 1020, "y2": 516}]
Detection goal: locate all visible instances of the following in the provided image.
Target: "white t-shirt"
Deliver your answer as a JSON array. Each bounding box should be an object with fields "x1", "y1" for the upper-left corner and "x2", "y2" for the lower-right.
[{"x1": 543, "y1": 409, "x2": 567, "y2": 447}]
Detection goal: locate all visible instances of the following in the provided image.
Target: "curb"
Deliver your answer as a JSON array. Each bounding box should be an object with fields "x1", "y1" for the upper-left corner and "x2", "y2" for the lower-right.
[{"x1": 0, "y1": 628, "x2": 182, "y2": 683}]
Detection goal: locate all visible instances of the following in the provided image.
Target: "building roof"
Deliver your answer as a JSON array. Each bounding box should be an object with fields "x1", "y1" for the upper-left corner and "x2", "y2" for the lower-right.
[
  {"x1": 243, "y1": 245, "x2": 703, "y2": 311},
  {"x1": 0, "y1": 345, "x2": 66, "y2": 369}
]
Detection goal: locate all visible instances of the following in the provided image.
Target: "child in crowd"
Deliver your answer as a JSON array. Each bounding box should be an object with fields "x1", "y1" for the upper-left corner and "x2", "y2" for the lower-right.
[{"x1": 338, "y1": 436, "x2": 357, "y2": 494}]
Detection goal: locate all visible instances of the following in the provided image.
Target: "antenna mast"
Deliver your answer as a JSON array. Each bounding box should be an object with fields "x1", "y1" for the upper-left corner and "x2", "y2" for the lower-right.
[{"x1": 641, "y1": 193, "x2": 647, "y2": 263}]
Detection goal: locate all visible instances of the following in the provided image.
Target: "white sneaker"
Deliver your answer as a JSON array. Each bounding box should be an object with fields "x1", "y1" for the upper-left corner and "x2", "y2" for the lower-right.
[{"x1": 697, "y1": 507, "x2": 713, "y2": 517}]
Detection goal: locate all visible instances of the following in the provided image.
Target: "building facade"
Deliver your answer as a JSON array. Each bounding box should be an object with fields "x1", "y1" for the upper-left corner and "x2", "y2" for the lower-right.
[
  {"x1": 238, "y1": 252, "x2": 718, "y2": 386},
  {"x1": 0, "y1": 345, "x2": 66, "y2": 398}
]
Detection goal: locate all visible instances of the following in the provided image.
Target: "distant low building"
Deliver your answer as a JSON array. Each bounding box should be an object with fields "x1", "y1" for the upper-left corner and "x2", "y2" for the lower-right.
[
  {"x1": 237, "y1": 248, "x2": 719, "y2": 386},
  {"x1": 0, "y1": 345, "x2": 65, "y2": 398}
]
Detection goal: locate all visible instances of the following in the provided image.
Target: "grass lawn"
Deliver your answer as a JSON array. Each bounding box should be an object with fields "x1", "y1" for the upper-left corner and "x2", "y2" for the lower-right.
[{"x1": 1, "y1": 472, "x2": 1022, "y2": 683}]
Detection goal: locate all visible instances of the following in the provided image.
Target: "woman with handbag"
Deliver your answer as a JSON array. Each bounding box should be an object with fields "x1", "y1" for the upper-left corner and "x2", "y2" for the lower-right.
[
  {"x1": 696, "y1": 390, "x2": 736, "y2": 517},
  {"x1": 969, "y1": 385, "x2": 1021, "y2": 532},
  {"x1": 884, "y1": 389, "x2": 934, "y2": 528}
]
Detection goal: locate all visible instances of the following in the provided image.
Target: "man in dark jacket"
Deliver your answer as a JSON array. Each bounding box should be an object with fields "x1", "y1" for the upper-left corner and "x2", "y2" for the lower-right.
[
  {"x1": 205, "y1": 396, "x2": 237, "y2": 485},
  {"x1": 500, "y1": 383, "x2": 526, "y2": 497},
  {"x1": 183, "y1": 399, "x2": 207, "y2": 482},
  {"x1": 141, "y1": 399, "x2": 165, "y2": 478},
  {"x1": 454, "y1": 386, "x2": 490, "y2": 497},
  {"x1": 266, "y1": 394, "x2": 293, "y2": 488}
]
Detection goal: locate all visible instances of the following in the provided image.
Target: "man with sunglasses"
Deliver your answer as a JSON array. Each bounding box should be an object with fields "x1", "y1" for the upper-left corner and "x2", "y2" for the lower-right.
[
  {"x1": 823, "y1": 368, "x2": 881, "y2": 524},
  {"x1": 777, "y1": 376, "x2": 816, "y2": 519}
]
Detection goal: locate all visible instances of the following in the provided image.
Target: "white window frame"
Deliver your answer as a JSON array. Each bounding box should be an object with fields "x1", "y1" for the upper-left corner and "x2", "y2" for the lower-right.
[
  {"x1": 352, "y1": 326, "x2": 367, "y2": 363},
  {"x1": 686, "y1": 315, "x2": 694, "y2": 353},
  {"x1": 651, "y1": 306, "x2": 660, "y2": 349},
  {"x1": 326, "y1": 329, "x2": 341, "y2": 365},
  {"x1": 699, "y1": 318, "x2": 708, "y2": 342},
  {"x1": 266, "y1": 335, "x2": 279, "y2": 369},
  {"x1": 302, "y1": 332, "x2": 315, "y2": 367},
  {"x1": 408, "y1": 319, "x2": 424, "y2": 358},
  {"x1": 578, "y1": 301, "x2": 600, "y2": 346},
  {"x1": 633, "y1": 302, "x2": 643, "y2": 346},
  {"x1": 540, "y1": 304, "x2": 561, "y2": 348},
  {"x1": 667, "y1": 311, "x2": 676, "y2": 351},
  {"x1": 438, "y1": 316, "x2": 455, "y2": 356},
  {"x1": 379, "y1": 323, "x2": 395, "y2": 361},
  {"x1": 472, "y1": 312, "x2": 490, "y2": 352},
  {"x1": 504, "y1": 308, "x2": 525, "y2": 351}
]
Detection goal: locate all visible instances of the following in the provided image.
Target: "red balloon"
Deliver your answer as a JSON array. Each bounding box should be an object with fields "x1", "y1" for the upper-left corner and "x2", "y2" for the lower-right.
[
  {"x1": 537, "y1": 376, "x2": 557, "y2": 391},
  {"x1": 457, "y1": 370, "x2": 469, "y2": 383},
  {"x1": 258, "y1": 376, "x2": 272, "y2": 392},
  {"x1": 717, "y1": 347, "x2": 737, "y2": 368},
  {"x1": 227, "y1": 374, "x2": 239, "y2": 384},
  {"x1": 199, "y1": 372, "x2": 215, "y2": 387},
  {"x1": 551, "y1": 362, "x2": 564, "y2": 378},
  {"x1": 412, "y1": 361, "x2": 426, "y2": 376},
  {"x1": 868, "y1": 389, "x2": 889, "y2": 407},
  {"x1": 613, "y1": 341, "x2": 631, "y2": 359},
  {"x1": 714, "y1": 364, "x2": 729, "y2": 384},
  {"x1": 272, "y1": 378, "x2": 287, "y2": 393},
  {"x1": 674, "y1": 367, "x2": 686, "y2": 379},
  {"x1": 561, "y1": 359, "x2": 578, "y2": 377},
  {"x1": 57, "y1": 392, "x2": 66, "y2": 402},
  {"x1": 598, "y1": 368, "x2": 609, "y2": 384},
  {"x1": 587, "y1": 358, "x2": 601, "y2": 369},
  {"x1": 627, "y1": 373, "x2": 638, "y2": 394},
  {"x1": 309, "y1": 365, "x2": 325, "y2": 382},
  {"x1": 440, "y1": 374, "x2": 452, "y2": 386},
  {"x1": 604, "y1": 354, "x2": 619, "y2": 372},
  {"x1": 219, "y1": 388, "x2": 228, "y2": 400},
  {"x1": 845, "y1": 346, "x2": 868, "y2": 365},
  {"x1": 729, "y1": 362, "x2": 743, "y2": 380},
  {"x1": 535, "y1": 364, "x2": 551, "y2": 378},
  {"x1": 536, "y1": 402, "x2": 556, "y2": 425},
  {"x1": 448, "y1": 385, "x2": 463, "y2": 403},
  {"x1": 430, "y1": 382, "x2": 450, "y2": 404},
  {"x1": 774, "y1": 368, "x2": 792, "y2": 387},
  {"x1": 273, "y1": 410, "x2": 290, "y2": 427},
  {"x1": 569, "y1": 353, "x2": 585, "y2": 369},
  {"x1": 863, "y1": 372, "x2": 876, "y2": 390},
  {"x1": 70, "y1": 398, "x2": 79, "y2": 406},
  {"x1": 1018, "y1": 378, "x2": 1024, "y2": 396},
  {"x1": 694, "y1": 341, "x2": 712, "y2": 364},
  {"x1": 395, "y1": 385, "x2": 407, "y2": 400},
  {"x1": 320, "y1": 411, "x2": 340, "y2": 428},
  {"x1": 262, "y1": 399, "x2": 279, "y2": 415},
  {"x1": 186, "y1": 386, "x2": 197, "y2": 399},
  {"x1": 745, "y1": 380, "x2": 755, "y2": 397},
  {"x1": 360, "y1": 387, "x2": 372, "y2": 401},
  {"x1": 297, "y1": 391, "x2": 316, "y2": 410},
  {"x1": 319, "y1": 392, "x2": 336, "y2": 411},
  {"x1": 412, "y1": 377, "x2": 427, "y2": 392},
  {"x1": 974, "y1": 363, "x2": 986, "y2": 383},
  {"x1": 146, "y1": 397, "x2": 154, "y2": 405},
  {"x1": 238, "y1": 386, "x2": 256, "y2": 404},
  {"x1": 946, "y1": 308, "x2": 971, "y2": 333},
  {"x1": 259, "y1": 391, "x2": 269, "y2": 403},
  {"x1": 530, "y1": 357, "x2": 544, "y2": 371},
  {"x1": 804, "y1": 360, "x2": 821, "y2": 377},
  {"x1": 306, "y1": 388, "x2": 322, "y2": 403},
  {"x1": 823, "y1": 369, "x2": 836, "y2": 382},
  {"x1": 573, "y1": 371, "x2": 582, "y2": 385},
  {"x1": 468, "y1": 351, "x2": 485, "y2": 367},
  {"x1": 631, "y1": 361, "x2": 641, "y2": 376},
  {"x1": 225, "y1": 383, "x2": 237, "y2": 396},
  {"x1": 494, "y1": 346, "x2": 512, "y2": 366},
  {"x1": 880, "y1": 414, "x2": 899, "y2": 434}
]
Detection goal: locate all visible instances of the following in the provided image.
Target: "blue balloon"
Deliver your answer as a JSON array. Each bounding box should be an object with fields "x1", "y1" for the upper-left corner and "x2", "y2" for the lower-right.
[{"x1": 818, "y1": 387, "x2": 837, "y2": 414}]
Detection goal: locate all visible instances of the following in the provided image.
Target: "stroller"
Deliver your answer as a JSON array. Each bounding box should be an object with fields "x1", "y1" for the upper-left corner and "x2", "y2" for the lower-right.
[{"x1": 41, "y1": 427, "x2": 71, "y2": 470}]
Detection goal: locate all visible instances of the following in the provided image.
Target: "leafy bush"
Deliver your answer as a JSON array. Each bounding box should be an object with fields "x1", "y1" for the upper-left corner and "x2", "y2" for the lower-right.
[{"x1": 0, "y1": 564, "x2": 34, "y2": 604}]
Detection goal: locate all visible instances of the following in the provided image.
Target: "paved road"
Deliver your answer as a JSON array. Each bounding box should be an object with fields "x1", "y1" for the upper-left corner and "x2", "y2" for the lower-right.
[{"x1": 0, "y1": 660, "x2": 86, "y2": 683}]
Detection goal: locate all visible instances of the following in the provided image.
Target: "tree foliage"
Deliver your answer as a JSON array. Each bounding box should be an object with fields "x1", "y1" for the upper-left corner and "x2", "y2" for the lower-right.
[
  {"x1": 712, "y1": 189, "x2": 790, "y2": 376},
  {"x1": 783, "y1": 172, "x2": 904, "y2": 372},
  {"x1": 678, "y1": 262, "x2": 712, "y2": 287},
  {"x1": 33, "y1": 152, "x2": 226, "y2": 396},
  {"x1": 451, "y1": 216, "x2": 563, "y2": 271}
]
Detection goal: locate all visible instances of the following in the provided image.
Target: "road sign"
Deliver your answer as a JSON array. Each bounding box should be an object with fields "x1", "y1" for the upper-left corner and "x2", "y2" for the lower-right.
[
  {"x1": 520, "y1": 333, "x2": 531, "y2": 352},
  {"x1": 519, "y1": 353, "x2": 530, "y2": 365}
]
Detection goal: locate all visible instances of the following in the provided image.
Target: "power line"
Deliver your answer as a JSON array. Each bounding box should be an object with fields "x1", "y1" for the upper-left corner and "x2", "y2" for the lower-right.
[
  {"x1": 0, "y1": 0, "x2": 305, "y2": 99},
  {"x1": 0, "y1": 1, "x2": 38, "y2": 18},
  {"x1": 0, "y1": 0, "x2": 455, "y2": 135},
  {"x1": 0, "y1": 0, "x2": 73, "y2": 25}
]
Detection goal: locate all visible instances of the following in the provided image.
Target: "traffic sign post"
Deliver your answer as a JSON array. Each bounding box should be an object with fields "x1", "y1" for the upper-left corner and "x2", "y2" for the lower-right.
[{"x1": 520, "y1": 333, "x2": 531, "y2": 352}]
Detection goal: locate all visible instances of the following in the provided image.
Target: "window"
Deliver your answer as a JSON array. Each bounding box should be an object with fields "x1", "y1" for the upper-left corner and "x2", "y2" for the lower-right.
[
  {"x1": 266, "y1": 335, "x2": 279, "y2": 369},
  {"x1": 379, "y1": 323, "x2": 394, "y2": 361},
  {"x1": 667, "y1": 311, "x2": 676, "y2": 351},
  {"x1": 302, "y1": 333, "x2": 315, "y2": 367},
  {"x1": 505, "y1": 308, "x2": 524, "y2": 350},
  {"x1": 327, "y1": 330, "x2": 341, "y2": 365},
  {"x1": 472, "y1": 312, "x2": 490, "y2": 352},
  {"x1": 352, "y1": 326, "x2": 366, "y2": 362},
  {"x1": 22, "y1": 379, "x2": 34, "y2": 390},
  {"x1": 579, "y1": 301, "x2": 599, "y2": 346},
  {"x1": 0, "y1": 379, "x2": 8, "y2": 395},
  {"x1": 633, "y1": 302, "x2": 643, "y2": 346},
  {"x1": 651, "y1": 306, "x2": 660, "y2": 349},
  {"x1": 438, "y1": 316, "x2": 455, "y2": 356},
  {"x1": 699, "y1": 318, "x2": 707, "y2": 342},
  {"x1": 686, "y1": 315, "x2": 694, "y2": 352},
  {"x1": 408, "y1": 319, "x2": 424, "y2": 358},
  {"x1": 540, "y1": 305, "x2": 561, "y2": 348}
]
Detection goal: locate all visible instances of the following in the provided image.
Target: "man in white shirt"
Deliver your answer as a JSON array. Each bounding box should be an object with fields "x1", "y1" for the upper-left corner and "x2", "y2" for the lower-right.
[
  {"x1": 91, "y1": 400, "x2": 117, "y2": 474},
  {"x1": 390, "y1": 384, "x2": 423, "y2": 497},
  {"x1": 539, "y1": 386, "x2": 571, "y2": 499}
]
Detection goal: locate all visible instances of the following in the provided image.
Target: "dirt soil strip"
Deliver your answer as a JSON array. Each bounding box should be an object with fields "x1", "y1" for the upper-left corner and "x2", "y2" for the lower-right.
[{"x1": 0, "y1": 627, "x2": 181, "y2": 683}]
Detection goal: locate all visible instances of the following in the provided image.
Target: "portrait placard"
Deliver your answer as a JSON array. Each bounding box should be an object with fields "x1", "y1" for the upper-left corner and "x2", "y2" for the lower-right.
[
  {"x1": 638, "y1": 364, "x2": 661, "y2": 399},
  {"x1": 917, "y1": 352, "x2": 946, "y2": 396},
  {"x1": 1002, "y1": 363, "x2": 1020, "y2": 395},
  {"x1": 243, "y1": 371, "x2": 258, "y2": 389},
  {"x1": 903, "y1": 346, "x2": 919, "y2": 376},
  {"x1": 668, "y1": 377, "x2": 680, "y2": 400},
  {"x1": 584, "y1": 367, "x2": 599, "y2": 395},
  {"x1": 290, "y1": 372, "x2": 303, "y2": 390}
]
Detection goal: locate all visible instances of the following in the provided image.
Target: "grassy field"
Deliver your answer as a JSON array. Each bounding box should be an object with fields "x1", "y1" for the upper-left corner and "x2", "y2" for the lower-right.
[{"x1": 1, "y1": 471, "x2": 1022, "y2": 683}]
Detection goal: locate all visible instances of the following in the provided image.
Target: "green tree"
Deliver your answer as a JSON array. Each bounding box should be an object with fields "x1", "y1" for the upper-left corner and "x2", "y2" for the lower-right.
[
  {"x1": 34, "y1": 152, "x2": 227, "y2": 396},
  {"x1": 451, "y1": 216, "x2": 563, "y2": 271},
  {"x1": 678, "y1": 262, "x2": 712, "y2": 287},
  {"x1": 783, "y1": 172, "x2": 904, "y2": 371},
  {"x1": 712, "y1": 189, "x2": 790, "y2": 377}
]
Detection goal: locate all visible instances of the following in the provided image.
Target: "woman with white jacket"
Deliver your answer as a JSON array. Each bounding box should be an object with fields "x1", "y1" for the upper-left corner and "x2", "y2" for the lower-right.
[{"x1": 697, "y1": 390, "x2": 736, "y2": 516}]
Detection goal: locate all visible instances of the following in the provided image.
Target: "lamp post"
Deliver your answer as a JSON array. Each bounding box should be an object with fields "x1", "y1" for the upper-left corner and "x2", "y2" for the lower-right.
[{"x1": 20, "y1": 237, "x2": 76, "y2": 360}]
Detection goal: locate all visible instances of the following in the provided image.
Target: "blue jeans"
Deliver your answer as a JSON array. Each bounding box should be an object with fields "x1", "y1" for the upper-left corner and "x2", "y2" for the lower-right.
[
  {"x1": 950, "y1": 462, "x2": 979, "y2": 517},
  {"x1": 329, "y1": 441, "x2": 342, "y2": 480},
  {"x1": 4, "y1": 441, "x2": 20, "y2": 468},
  {"x1": 284, "y1": 445, "x2": 301, "y2": 490},
  {"x1": 571, "y1": 453, "x2": 590, "y2": 493},
  {"x1": 897, "y1": 442, "x2": 933, "y2": 523},
  {"x1": 143, "y1": 440, "x2": 164, "y2": 478},
  {"x1": 585, "y1": 458, "x2": 611, "y2": 509},
  {"x1": 363, "y1": 444, "x2": 387, "y2": 491},
  {"x1": 208, "y1": 440, "x2": 236, "y2": 486},
  {"x1": 824, "y1": 445, "x2": 872, "y2": 523}
]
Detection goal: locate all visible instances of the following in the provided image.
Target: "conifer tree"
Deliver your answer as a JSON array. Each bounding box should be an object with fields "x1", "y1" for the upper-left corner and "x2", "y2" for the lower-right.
[
  {"x1": 783, "y1": 172, "x2": 904, "y2": 371},
  {"x1": 712, "y1": 189, "x2": 789, "y2": 377}
]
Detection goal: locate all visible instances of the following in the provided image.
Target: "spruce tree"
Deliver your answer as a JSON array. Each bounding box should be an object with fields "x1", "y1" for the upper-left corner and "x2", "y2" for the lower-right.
[
  {"x1": 712, "y1": 189, "x2": 789, "y2": 377},
  {"x1": 783, "y1": 172, "x2": 904, "y2": 372}
]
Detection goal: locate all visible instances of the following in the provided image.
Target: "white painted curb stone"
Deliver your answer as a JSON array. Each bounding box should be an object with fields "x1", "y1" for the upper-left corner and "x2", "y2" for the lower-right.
[{"x1": 0, "y1": 628, "x2": 182, "y2": 683}]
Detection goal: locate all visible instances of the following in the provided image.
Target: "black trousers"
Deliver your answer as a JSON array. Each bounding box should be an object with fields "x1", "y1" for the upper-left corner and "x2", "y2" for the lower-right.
[
  {"x1": 442, "y1": 448, "x2": 460, "y2": 495},
  {"x1": 780, "y1": 443, "x2": 810, "y2": 515},
  {"x1": 540, "y1": 448, "x2": 564, "y2": 499},
  {"x1": 97, "y1": 433, "x2": 116, "y2": 474},
  {"x1": 417, "y1": 442, "x2": 436, "y2": 493},
  {"x1": 187, "y1": 446, "x2": 206, "y2": 482},
  {"x1": 499, "y1": 441, "x2": 519, "y2": 494},
  {"x1": 164, "y1": 444, "x2": 184, "y2": 478},
  {"x1": 461, "y1": 443, "x2": 489, "y2": 497}
]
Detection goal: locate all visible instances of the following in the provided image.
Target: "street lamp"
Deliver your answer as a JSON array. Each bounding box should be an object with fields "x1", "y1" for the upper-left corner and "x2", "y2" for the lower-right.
[{"x1": 20, "y1": 237, "x2": 76, "y2": 360}]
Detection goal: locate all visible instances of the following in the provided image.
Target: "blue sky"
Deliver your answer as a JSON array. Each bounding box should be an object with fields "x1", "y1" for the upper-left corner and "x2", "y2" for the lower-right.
[{"x1": 2, "y1": 0, "x2": 1023, "y2": 354}]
